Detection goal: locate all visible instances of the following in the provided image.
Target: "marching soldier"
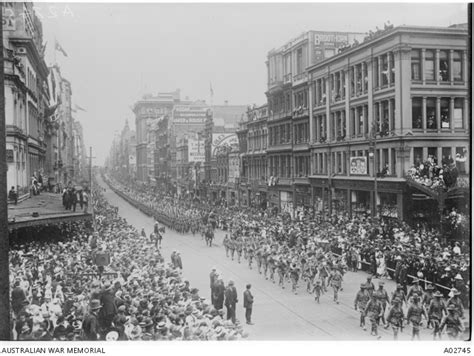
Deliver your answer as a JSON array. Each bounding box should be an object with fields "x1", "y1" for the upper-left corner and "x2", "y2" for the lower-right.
[
  {"x1": 406, "y1": 294, "x2": 427, "y2": 340},
  {"x1": 289, "y1": 263, "x2": 300, "y2": 295},
  {"x1": 373, "y1": 281, "x2": 390, "y2": 326},
  {"x1": 386, "y1": 298, "x2": 404, "y2": 340},
  {"x1": 407, "y1": 278, "x2": 424, "y2": 304},
  {"x1": 439, "y1": 304, "x2": 464, "y2": 340},
  {"x1": 364, "y1": 276, "x2": 375, "y2": 297},
  {"x1": 392, "y1": 284, "x2": 407, "y2": 307},
  {"x1": 354, "y1": 284, "x2": 370, "y2": 330},
  {"x1": 313, "y1": 280, "x2": 323, "y2": 303},
  {"x1": 236, "y1": 237, "x2": 243, "y2": 264},
  {"x1": 256, "y1": 245, "x2": 263, "y2": 274},
  {"x1": 422, "y1": 284, "x2": 435, "y2": 328},
  {"x1": 223, "y1": 234, "x2": 230, "y2": 258},
  {"x1": 328, "y1": 267, "x2": 343, "y2": 304},
  {"x1": 428, "y1": 291, "x2": 447, "y2": 340},
  {"x1": 447, "y1": 288, "x2": 464, "y2": 319},
  {"x1": 277, "y1": 257, "x2": 287, "y2": 289},
  {"x1": 229, "y1": 238, "x2": 236, "y2": 261},
  {"x1": 268, "y1": 254, "x2": 277, "y2": 283},
  {"x1": 247, "y1": 243, "x2": 255, "y2": 270},
  {"x1": 365, "y1": 294, "x2": 383, "y2": 337}
]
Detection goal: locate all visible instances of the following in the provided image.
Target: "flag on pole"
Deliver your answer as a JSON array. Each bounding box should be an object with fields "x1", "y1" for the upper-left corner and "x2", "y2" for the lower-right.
[
  {"x1": 74, "y1": 104, "x2": 87, "y2": 112},
  {"x1": 209, "y1": 82, "x2": 214, "y2": 97},
  {"x1": 55, "y1": 40, "x2": 68, "y2": 57}
]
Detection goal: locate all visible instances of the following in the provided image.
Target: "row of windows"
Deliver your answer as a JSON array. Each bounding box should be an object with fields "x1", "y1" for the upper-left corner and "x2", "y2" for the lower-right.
[
  {"x1": 247, "y1": 129, "x2": 268, "y2": 151},
  {"x1": 242, "y1": 158, "x2": 267, "y2": 181},
  {"x1": 411, "y1": 49, "x2": 463, "y2": 82},
  {"x1": 269, "y1": 123, "x2": 292, "y2": 146},
  {"x1": 412, "y1": 97, "x2": 465, "y2": 129}
]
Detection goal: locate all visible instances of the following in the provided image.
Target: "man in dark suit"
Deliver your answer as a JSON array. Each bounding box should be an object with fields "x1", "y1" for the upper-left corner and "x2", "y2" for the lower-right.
[
  {"x1": 224, "y1": 280, "x2": 238, "y2": 324},
  {"x1": 243, "y1": 284, "x2": 254, "y2": 325}
]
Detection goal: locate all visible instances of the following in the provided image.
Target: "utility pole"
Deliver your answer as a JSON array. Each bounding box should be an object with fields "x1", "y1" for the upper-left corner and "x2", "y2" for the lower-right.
[
  {"x1": 0, "y1": 5, "x2": 12, "y2": 340},
  {"x1": 87, "y1": 147, "x2": 96, "y2": 230}
]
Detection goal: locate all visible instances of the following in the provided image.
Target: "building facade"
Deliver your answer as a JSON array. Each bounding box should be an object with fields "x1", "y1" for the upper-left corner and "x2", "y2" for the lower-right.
[{"x1": 261, "y1": 25, "x2": 468, "y2": 220}]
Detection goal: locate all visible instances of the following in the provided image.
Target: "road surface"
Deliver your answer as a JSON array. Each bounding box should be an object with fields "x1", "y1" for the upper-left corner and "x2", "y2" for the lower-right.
[{"x1": 96, "y1": 175, "x2": 459, "y2": 341}]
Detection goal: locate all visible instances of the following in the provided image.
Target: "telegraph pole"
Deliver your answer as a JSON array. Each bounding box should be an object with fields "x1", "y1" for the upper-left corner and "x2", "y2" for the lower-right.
[
  {"x1": 87, "y1": 147, "x2": 96, "y2": 230},
  {"x1": 0, "y1": 5, "x2": 12, "y2": 340}
]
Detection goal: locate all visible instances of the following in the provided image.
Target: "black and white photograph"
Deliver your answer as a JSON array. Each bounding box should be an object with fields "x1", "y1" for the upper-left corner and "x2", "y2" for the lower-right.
[{"x1": 0, "y1": 1, "x2": 470, "y2": 353}]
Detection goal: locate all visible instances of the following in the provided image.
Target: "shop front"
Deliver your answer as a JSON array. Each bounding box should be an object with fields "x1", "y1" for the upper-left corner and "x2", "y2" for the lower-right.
[{"x1": 294, "y1": 185, "x2": 311, "y2": 208}]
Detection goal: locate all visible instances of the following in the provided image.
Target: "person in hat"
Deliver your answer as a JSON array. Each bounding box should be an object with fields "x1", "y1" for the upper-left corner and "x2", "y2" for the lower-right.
[
  {"x1": 439, "y1": 304, "x2": 464, "y2": 340},
  {"x1": 313, "y1": 280, "x2": 323, "y2": 303},
  {"x1": 82, "y1": 299, "x2": 102, "y2": 340},
  {"x1": 385, "y1": 297, "x2": 404, "y2": 340},
  {"x1": 212, "y1": 278, "x2": 225, "y2": 311},
  {"x1": 224, "y1": 281, "x2": 238, "y2": 324},
  {"x1": 243, "y1": 284, "x2": 254, "y2": 325},
  {"x1": 428, "y1": 291, "x2": 447, "y2": 340},
  {"x1": 328, "y1": 267, "x2": 343, "y2": 304},
  {"x1": 447, "y1": 288, "x2": 464, "y2": 319},
  {"x1": 364, "y1": 293, "x2": 383, "y2": 337},
  {"x1": 407, "y1": 278, "x2": 423, "y2": 303},
  {"x1": 391, "y1": 284, "x2": 406, "y2": 306},
  {"x1": 373, "y1": 281, "x2": 390, "y2": 327},
  {"x1": 363, "y1": 276, "x2": 375, "y2": 297},
  {"x1": 406, "y1": 294, "x2": 426, "y2": 340},
  {"x1": 422, "y1": 284, "x2": 435, "y2": 327},
  {"x1": 209, "y1": 268, "x2": 218, "y2": 304},
  {"x1": 354, "y1": 284, "x2": 370, "y2": 330},
  {"x1": 99, "y1": 281, "x2": 117, "y2": 331}
]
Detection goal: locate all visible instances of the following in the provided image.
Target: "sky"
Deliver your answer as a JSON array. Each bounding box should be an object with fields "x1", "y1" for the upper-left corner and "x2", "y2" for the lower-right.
[{"x1": 35, "y1": 2, "x2": 468, "y2": 164}]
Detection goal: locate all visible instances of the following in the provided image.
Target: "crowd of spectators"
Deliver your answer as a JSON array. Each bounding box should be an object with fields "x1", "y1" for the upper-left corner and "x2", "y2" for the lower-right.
[
  {"x1": 9, "y1": 182, "x2": 248, "y2": 341},
  {"x1": 106, "y1": 172, "x2": 470, "y2": 310}
]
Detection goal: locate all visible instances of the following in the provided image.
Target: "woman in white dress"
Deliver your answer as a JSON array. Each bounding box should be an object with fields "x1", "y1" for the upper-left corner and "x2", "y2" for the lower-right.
[{"x1": 376, "y1": 252, "x2": 386, "y2": 278}]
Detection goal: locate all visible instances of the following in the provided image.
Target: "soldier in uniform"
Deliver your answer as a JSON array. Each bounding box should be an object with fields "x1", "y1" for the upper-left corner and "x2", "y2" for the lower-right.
[
  {"x1": 247, "y1": 242, "x2": 254, "y2": 270},
  {"x1": 365, "y1": 294, "x2": 383, "y2": 337},
  {"x1": 354, "y1": 284, "x2": 370, "y2": 330},
  {"x1": 428, "y1": 291, "x2": 447, "y2": 340},
  {"x1": 289, "y1": 263, "x2": 300, "y2": 295},
  {"x1": 318, "y1": 262, "x2": 329, "y2": 293},
  {"x1": 447, "y1": 288, "x2": 464, "y2": 319},
  {"x1": 229, "y1": 238, "x2": 236, "y2": 261},
  {"x1": 313, "y1": 280, "x2": 323, "y2": 303},
  {"x1": 386, "y1": 298, "x2": 404, "y2": 340},
  {"x1": 268, "y1": 254, "x2": 277, "y2": 283},
  {"x1": 277, "y1": 258, "x2": 287, "y2": 289},
  {"x1": 223, "y1": 234, "x2": 230, "y2": 258},
  {"x1": 256, "y1": 245, "x2": 263, "y2": 274},
  {"x1": 407, "y1": 278, "x2": 424, "y2": 304},
  {"x1": 328, "y1": 267, "x2": 343, "y2": 304},
  {"x1": 406, "y1": 294, "x2": 427, "y2": 340},
  {"x1": 262, "y1": 248, "x2": 270, "y2": 279},
  {"x1": 373, "y1": 281, "x2": 390, "y2": 326},
  {"x1": 439, "y1": 304, "x2": 464, "y2": 340},
  {"x1": 391, "y1": 283, "x2": 407, "y2": 307},
  {"x1": 364, "y1": 276, "x2": 375, "y2": 297},
  {"x1": 236, "y1": 237, "x2": 243, "y2": 264},
  {"x1": 422, "y1": 284, "x2": 435, "y2": 328}
]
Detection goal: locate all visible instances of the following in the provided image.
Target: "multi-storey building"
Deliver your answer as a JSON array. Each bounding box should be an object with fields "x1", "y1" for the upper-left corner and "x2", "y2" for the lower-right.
[
  {"x1": 306, "y1": 24, "x2": 469, "y2": 221},
  {"x1": 238, "y1": 104, "x2": 269, "y2": 208},
  {"x1": 133, "y1": 91, "x2": 180, "y2": 182},
  {"x1": 72, "y1": 120, "x2": 86, "y2": 182},
  {"x1": 265, "y1": 30, "x2": 364, "y2": 213},
  {"x1": 4, "y1": 2, "x2": 50, "y2": 196}
]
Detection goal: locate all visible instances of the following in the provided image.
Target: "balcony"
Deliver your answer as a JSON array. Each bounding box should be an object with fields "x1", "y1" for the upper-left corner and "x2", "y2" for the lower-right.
[
  {"x1": 293, "y1": 72, "x2": 308, "y2": 86},
  {"x1": 269, "y1": 111, "x2": 291, "y2": 121},
  {"x1": 283, "y1": 73, "x2": 292, "y2": 84},
  {"x1": 293, "y1": 107, "x2": 309, "y2": 118}
]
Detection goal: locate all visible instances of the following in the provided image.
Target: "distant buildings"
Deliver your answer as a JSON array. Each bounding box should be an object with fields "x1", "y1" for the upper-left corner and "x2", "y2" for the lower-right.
[{"x1": 4, "y1": 3, "x2": 85, "y2": 198}]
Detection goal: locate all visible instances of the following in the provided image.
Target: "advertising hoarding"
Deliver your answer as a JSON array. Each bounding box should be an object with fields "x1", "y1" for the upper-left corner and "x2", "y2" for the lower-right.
[
  {"x1": 188, "y1": 138, "x2": 205, "y2": 163},
  {"x1": 349, "y1": 156, "x2": 368, "y2": 175},
  {"x1": 211, "y1": 133, "x2": 238, "y2": 157},
  {"x1": 173, "y1": 105, "x2": 208, "y2": 124}
]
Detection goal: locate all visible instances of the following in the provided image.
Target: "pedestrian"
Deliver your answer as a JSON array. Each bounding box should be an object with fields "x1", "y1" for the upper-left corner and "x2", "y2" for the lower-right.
[
  {"x1": 224, "y1": 280, "x2": 238, "y2": 324},
  {"x1": 71, "y1": 188, "x2": 77, "y2": 212},
  {"x1": 243, "y1": 284, "x2": 254, "y2": 325},
  {"x1": 82, "y1": 299, "x2": 102, "y2": 341},
  {"x1": 209, "y1": 268, "x2": 218, "y2": 304},
  {"x1": 8, "y1": 186, "x2": 18, "y2": 205},
  {"x1": 99, "y1": 281, "x2": 117, "y2": 332},
  {"x1": 175, "y1": 252, "x2": 183, "y2": 270},
  {"x1": 213, "y1": 278, "x2": 225, "y2": 310}
]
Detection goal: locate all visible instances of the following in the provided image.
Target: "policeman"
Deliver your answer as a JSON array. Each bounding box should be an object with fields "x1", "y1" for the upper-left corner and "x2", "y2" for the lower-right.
[{"x1": 354, "y1": 284, "x2": 370, "y2": 330}]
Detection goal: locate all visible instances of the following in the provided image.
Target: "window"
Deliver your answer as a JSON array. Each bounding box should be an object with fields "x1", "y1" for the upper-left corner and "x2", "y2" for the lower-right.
[
  {"x1": 389, "y1": 52, "x2": 395, "y2": 84},
  {"x1": 381, "y1": 55, "x2": 388, "y2": 86},
  {"x1": 390, "y1": 148, "x2": 396, "y2": 176},
  {"x1": 439, "y1": 50, "x2": 449, "y2": 81},
  {"x1": 454, "y1": 98, "x2": 464, "y2": 128},
  {"x1": 427, "y1": 147, "x2": 438, "y2": 165},
  {"x1": 296, "y1": 48, "x2": 303, "y2": 74},
  {"x1": 453, "y1": 51, "x2": 463, "y2": 81},
  {"x1": 373, "y1": 58, "x2": 379, "y2": 88},
  {"x1": 350, "y1": 109, "x2": 356, "y2": 136},
  {"x1": 411, "y1": 49, "x2": 421, "y2": 80},
  {"x1": 412, "y1": 97, "x2": 423, "y2": 129},
  {"x1": 413, "y1": 147, "x2": 423, "y2": 167},
  {"x1": 425, "y1": 50, "x2": 435, "y2": 81},
  {"x1": 362, "y1": 62, "x2": 368, "y2": 92},
  {"x1": 426, "y1": 98, "x2": 437, "y2": 129},
  {"x1": 440, "y1": 98, "x2": 450, "y2": 128}
]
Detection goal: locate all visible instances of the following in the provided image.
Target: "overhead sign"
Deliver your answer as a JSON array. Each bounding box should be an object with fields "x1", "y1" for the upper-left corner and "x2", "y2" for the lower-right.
[
  {"x1": 173, "y1": 105, "x2": 208, "y2": 124},
  {"x1": 350, "y1": 156, "x2": 368, "y2": 175},
  {"x1": 314, "y1": 33, "x2": 349, "y2": 46},
  {"x1": 188, "y1": 138, "x2": 205, "y2": 163},
  {"x1": 211, "y1": 133, "x2": 238, "y2": 157}
]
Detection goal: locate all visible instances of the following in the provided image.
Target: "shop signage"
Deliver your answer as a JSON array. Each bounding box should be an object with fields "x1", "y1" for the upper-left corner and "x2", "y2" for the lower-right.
[
  {"x1": 211, "y1": 133, "x2": 238, "y2": 157},
  {"x1": 173, "y1": 105, "x2": 208, "y2": 124},
  {"x1": 350, "y1": 156, "x2": 368, "y2": 175},
  {"x1": 188, "y1": 138, "x2": 205, "y2": 163}
]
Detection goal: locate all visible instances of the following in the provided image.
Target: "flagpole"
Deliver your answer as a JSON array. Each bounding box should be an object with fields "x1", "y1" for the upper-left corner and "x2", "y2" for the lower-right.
[{"x1": 53, "y1": 37, "x2": 57, "y2": 64}]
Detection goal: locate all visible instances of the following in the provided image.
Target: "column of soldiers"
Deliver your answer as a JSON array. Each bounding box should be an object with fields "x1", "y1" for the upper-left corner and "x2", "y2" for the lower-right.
[{"x1": 354, "y1": 278, "x2": 465, "y2": 340}]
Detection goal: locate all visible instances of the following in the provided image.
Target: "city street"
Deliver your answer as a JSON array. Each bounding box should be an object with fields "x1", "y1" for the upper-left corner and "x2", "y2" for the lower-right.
[{"x1": 97, "y1": 174, "x2": 445, "y2": 341}]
